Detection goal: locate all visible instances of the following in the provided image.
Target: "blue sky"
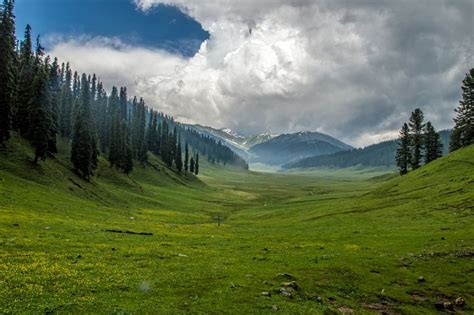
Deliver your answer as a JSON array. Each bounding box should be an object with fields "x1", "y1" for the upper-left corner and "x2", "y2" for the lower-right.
[{"x1": 15, "y1": 0, "x2": 208, "y2": 57}]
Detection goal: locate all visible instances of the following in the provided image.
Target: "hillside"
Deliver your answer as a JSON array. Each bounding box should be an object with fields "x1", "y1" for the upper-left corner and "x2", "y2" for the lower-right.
[
  {"x1": 1, "y1": 134, "x2": 473, "y2": 313},
  {"x1": 249, "y1": 131, "x2": 352, "y2": 165},
  {"x1": 285, "y1": 130, "x2": 452, "y2": 169}
]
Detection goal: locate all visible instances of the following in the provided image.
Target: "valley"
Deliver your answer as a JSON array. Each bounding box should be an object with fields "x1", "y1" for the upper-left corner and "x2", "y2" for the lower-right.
[{"x1": 1, "y1": 136, "x2": 473, "y2": 314}]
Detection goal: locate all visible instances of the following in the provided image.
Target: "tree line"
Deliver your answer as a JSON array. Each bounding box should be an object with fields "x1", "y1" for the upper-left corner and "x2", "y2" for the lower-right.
[
  {"x1": 0, "y1": 0, "x2": 247, "y2": 180},
  {"x1": 396, "y1": 68, "x2": 473, "y2": 175}
]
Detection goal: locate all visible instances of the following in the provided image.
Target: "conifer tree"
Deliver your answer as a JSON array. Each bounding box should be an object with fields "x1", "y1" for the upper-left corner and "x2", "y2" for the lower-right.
[
  {"x1": 120, "y1": 120, "x2": 133, "y2": 174},
  {"x1": 108, "y1": 87, "x2": 121, "y2": 168},
  {"x1": 450, "y1": 68, "x2": 474, "y2": 151},
  {"x1": 47, "y1": 57, "x2": 60, "y2": 153},
  {"x1": 396, "y1": 123, "x2": 411, "y2": 175},
  {"x1": 423, "y1": 122, "x2": 443, "y2": 164},
  {"x1": 190, "y1": 156, "x2": 195, "y2": 174},
  {"x1": 184, "y1": 141, "x2": 189, "y2": 173},
  {"x1": 175, "y1": 136, "x2": 183, "y2": 173},
  {"x1": 15, "y1": 24, "x2": 34, "y2": 136},
  {"x1": 59, "y1": 63, "x2": 73, "y2": 138},
  {"x1": 0, "y1": 0, "x2": 16, "y2": 146},
  {"x1": 119, "y1": 87, "x2": 128, "y2": 121},
  {"x1": 195, "y1": 153, "x2": 199, "y2": 175},
  {"x1": 71, "y1": 74, "x2": 97, "y2": 180},
  {"x1": 408, "y1": 108, "x2": 425, "y2": 170},
  {"x1": 29, "y1": 38, "x2": 53, "y2": 163}
]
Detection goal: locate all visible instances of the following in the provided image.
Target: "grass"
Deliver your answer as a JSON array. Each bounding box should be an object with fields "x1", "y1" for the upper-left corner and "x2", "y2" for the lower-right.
[{"x1": 0, "y1": 133, "x2": 473, "y2": 314}]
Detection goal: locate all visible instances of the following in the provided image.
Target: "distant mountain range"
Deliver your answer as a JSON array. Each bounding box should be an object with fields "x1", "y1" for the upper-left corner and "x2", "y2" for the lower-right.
[
  {"x1": 188, "y1": 125, "x2": 352, "y2": 166},
  {"x1": 187, "y1": 124, "x2": 452, "y2": 170},
  {"x1": 284, "y1": 130, "x2": 452, "y2": 169},
  {"x1": 248, "y1": 131, "x2": 352, "y2": 165}
]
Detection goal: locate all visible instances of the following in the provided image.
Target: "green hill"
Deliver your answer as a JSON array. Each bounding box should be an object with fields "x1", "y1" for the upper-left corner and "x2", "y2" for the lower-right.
[{"x1": 1, "y1": 135, "x2": 473, "y2": 314}]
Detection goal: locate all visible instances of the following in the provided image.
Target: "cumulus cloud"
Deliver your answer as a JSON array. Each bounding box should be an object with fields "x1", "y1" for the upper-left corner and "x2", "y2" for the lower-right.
[{"x1": 48, "y1": 0, "x2": 473, "y2": 147}]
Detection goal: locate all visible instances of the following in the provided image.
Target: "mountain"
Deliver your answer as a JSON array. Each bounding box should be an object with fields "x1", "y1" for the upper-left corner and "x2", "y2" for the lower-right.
[
  {"x1": 284, "y1": 130, "x2": 452, "y2": 169},
  {"x1": 249, "y1": 131, "x2": 352, "y2": 165},
  {"x1": 187, "y1": 124, "x2": 274, "y2": 158}
]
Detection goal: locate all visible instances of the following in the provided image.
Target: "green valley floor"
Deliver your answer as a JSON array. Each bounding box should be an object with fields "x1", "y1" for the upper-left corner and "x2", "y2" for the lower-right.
[{"x1": 1, "y1": 136, "x2": 473, "y2": 314}]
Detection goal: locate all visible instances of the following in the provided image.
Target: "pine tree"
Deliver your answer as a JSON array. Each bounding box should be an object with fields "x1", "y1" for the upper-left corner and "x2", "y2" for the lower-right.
[
  {"x1": 184, "y1": 141, "x2": 189, "y2": 173},
  {"x1": 71, "y1": 74, "x2": 97, "y2": 180},
  {"x1": 396, "y1": 123, "x2": 411, "y2": 175},
  {"x1": 29, "y1": 38, "x2": 53, "y2": 163},
  {"x1": 59, "y1": 63, "x2": 73, "y2": 138},
  {"x1": 190, "y1": 156, "x2": 195, "y2": 173},
  {"x1": 120, "y1": 120, "x2": 133, "y2": 174},
  {"x1": 195, "y1": 153, "x2": 199, "y2": 175},
  {"x1": 408, "y1": 108, "x2": 425, "y2": 170},
  {"x1": 47, "y1": 57, "x2": 60, "y2": 153},
  {"x1": 175, "y1": 136, "x2": 183, "y2": 173},
  {"x1": 108, "y1": 87, "x2": 121, "y2": 167},
  {"x1": 0, "y1": 0, "x2": 16, "y2": 146},
  {"x1": 450, "y1": 68, "x2": 474, "y2": 151},
  {"x1": 424, "y1": 122, "x2": 443, "y2": 164},
  {"x1": 15, "y1": 24, "x2": 34, "y2": 136},
  {"x1": 119, "y1": 86, "x2": 128, "y2": 121}
]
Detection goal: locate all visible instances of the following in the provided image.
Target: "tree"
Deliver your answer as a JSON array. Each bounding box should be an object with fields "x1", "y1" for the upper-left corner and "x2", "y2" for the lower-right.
[
  {"x1": 47, "y1": 57, "x2": 60, "y2": 153},
  {"x1": 175, "y1": 136, "x2": 183, "y2": 173},
  {"x1": 190, "y1": 156, "x2": 195, "y2": 173},
  {"x1": 424, "y1": 121, "x2": 443, "y2": 164},
  {"x1": 408, "y1": 108, "x2": 425, "y2": 170},
  {"x1": 71, "y1": 74, "x2": 97, "y2": 180},
  {"x1": 59, "y1": 63, "x2": 73, "y2": 138},
  {"x1": 15, "y1": 24, "x2": 34, "y2": 136},
  {"x1": 450, "y1": 68, "x2": 474, "y2": 151},
  {"x1": 396, "y1": 123, "x2": 411, "y2": 175},
  {"x1": 184, "y1": 141, "x2": 189, "y2": 173},
  {"x1": 0, "y1": 0, "x2": 16, "y2": 146},
  {"x1": 194, "y1": 153, "x2": 199, "y2": 175},
  {"x1": 29, "y1": 39, "x2": 53, "y2": 163}
]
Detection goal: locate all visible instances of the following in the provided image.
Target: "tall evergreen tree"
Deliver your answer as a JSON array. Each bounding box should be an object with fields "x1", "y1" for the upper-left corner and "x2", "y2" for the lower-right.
[
  {"x1": 0, "y1": 0, "x2": 16, "y2": 146},
  {"x1": 15, "y1": 24, "x2": 34, "y2": 136},
  {"x1": 47, "y1": 57, "x2": 60, "y2": 153},
  {"x1": 119, "y1": 86, "x2": 128, "y2": 121},
  {"x1": 59, "y1": 63, "x2": 73, "y2": 138},
  {"x1": 194, "y1": 153, "x2": 199, "y2": 175},
  {"x1": 184, "y1": 141, "x2": 189, "y2": 173},
  {"x1": 71, "y1": 74, "x2": 97, "y2": 180},
  {"x1": 190, "y1": 156, "x2": 195, "y2": 174},
  {"x1": 175, "y1": 136, "x2": 183, "y2": 173},
  {"x1": 450, "y1": 68, "x2": 474, "y2": 151},
  {"x1": 408, "y1": 108, "x2": 425, "y2": 170},
  {"x1": 424, "y1": 122, "x2": 443, "y2": 164},
  {"x1": 396, "y1": 123, "x2": 411, "y2": 175},
  {"x1": 120, "y1": 120, "x2": 133, "y2": 174},
  {"x1": 108, "y1": 87, "x2": 121, "y2": 168}
]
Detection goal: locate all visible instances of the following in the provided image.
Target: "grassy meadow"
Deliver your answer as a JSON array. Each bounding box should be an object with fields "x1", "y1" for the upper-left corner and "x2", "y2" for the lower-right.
[{"x1": 0, "y1": 134, "x2": 473, "y2": 314}]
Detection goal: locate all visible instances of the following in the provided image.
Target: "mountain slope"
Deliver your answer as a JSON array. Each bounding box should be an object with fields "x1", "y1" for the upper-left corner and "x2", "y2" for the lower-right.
[
  {"x1": 285, "y1": 130, "x2": 452, "y2": 169},
  {"x1": 249, "y1": 131, "x2": 352, "y2": 165}
]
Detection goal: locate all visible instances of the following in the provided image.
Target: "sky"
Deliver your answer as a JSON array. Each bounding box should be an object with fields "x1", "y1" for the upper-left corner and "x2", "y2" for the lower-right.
[{"x1": 15, "y1": 0, "x2": 473, "y2": 147}]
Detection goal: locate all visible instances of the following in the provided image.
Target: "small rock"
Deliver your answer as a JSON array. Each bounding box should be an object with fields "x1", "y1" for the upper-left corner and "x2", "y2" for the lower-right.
[
  {"x1": 275, "y1": 272, "x2": 296, "y2": 280},
  {"x1": 443, "y1": 302, "x2": 454, "y2": 310},
  {"x1": 129, "y1": 217, "x2": 135, "y2": 220},
  {"x1": 455, "y1": 297, "x2": 465, "y2": 306},
  {"x1": 338, "y1": 306, "x2": 354, "y2": 314},
  {"x1": 45, "y1": 226, "x2": 50, "y2": 230},
  {"x1": 178, "y1": 254, "x2": 188, "y2": 257},
  {"x1": 315, "y1": 296, "x2": 322, "y2": 302},
  {"x1": 271, "y1": 305, "x2": 279, "y2": 311},
  {"x1": 281, "y1": 281, "x2": 299, "y2": 290},
  {"x1": 262, "y1": 291, "x2": 271, "y2": 297},
  {"x1": 279, "y1": 288, "x2": 292, "y2": 298},
  {"x1": 418, "y1": 276, "x2": 425, "y2": 282}
]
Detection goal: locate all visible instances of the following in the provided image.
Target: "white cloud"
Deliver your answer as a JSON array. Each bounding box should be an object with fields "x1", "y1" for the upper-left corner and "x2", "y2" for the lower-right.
[{"x1": 47, "y1": 1, "x2": 473, "y2": 146}]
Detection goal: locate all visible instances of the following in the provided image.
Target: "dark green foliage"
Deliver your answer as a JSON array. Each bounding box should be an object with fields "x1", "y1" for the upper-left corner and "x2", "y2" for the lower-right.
[
  {"x1": 47, "y1": 57, "x2": 60, "y2": 153},
  {"x1": 408, "y1": 108, "x2": 425, "y2": 170},
  {"x1": 450, "y1": 68, "x2": 474, "y2": 151},
  {"x1": 190, "y1": 156, "x2": 195, "y2": 173},
  {"x1": 15, "y1": 24, "x2": 34, "y2": 137},
  {"x1": 194, "y1": 153, "x2": 199, "y2": 175},
  {"x1": 396, "y1": 123, "x2": 411, "y2": 175},
  {"x1": 0, "y1": 0, "x2": 16, "y2": 145},
  {"x1": 71, "y1": 74, "x2": 97, "y2": 180},
  {"x1": 59, "y1": 63, "x2": 73, "y2": 138},
  {"x1": 424, "y1": 122, "x2": 443, "y2": 164},
  {"x1": 29, "y1": 41, "x2": 53, "y2": 164},
  {"x1": 184, "y1": 142, "x2": 189, "y2": 173},
  {"x1": 175, "y1": 137, "x2": 183, "y2": 173},
  {"x1": 119, "y1": 87, "x2": 128, "y2": 121}
]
